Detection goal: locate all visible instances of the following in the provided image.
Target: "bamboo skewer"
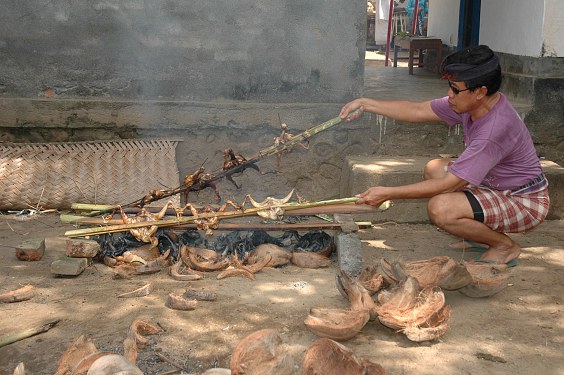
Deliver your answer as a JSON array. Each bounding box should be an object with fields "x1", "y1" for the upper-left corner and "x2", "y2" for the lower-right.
[
  {"x1": 65, "y1": 197, "x2": 363, "y2": 238},
  {"x1": 61, "y1": 202, "x2": 382, "y2": 225}
]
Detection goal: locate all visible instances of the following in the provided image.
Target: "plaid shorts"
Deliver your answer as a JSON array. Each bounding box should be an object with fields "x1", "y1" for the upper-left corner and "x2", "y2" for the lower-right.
[{"x1": 464, "y1": 175, "x2": 550, "y2": 233}]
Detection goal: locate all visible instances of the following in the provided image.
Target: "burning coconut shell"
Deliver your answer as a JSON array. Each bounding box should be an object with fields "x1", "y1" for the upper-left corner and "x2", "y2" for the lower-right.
[
  {"x1": 459, "y1": 261, "x2": 511, "y2": 298},
  {"x1": 303, "y1": 338, "x2": 387, "y2": 375},
  {"x1": 230, "y1": 328, "x2": 297, "y2": 375}
]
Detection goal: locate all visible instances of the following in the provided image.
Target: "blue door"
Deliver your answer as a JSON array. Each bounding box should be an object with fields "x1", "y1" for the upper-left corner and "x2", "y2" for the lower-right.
[{"x1": 458, "y1": 0, "x2": 481, "y2": 48}]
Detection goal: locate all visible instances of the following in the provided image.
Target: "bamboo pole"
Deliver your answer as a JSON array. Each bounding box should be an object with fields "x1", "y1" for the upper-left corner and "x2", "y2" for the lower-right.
[
  {"x1": 65, "y1": 197, "x2": 361, "y2": 238},
  {"x1": 0, "y1": 320, "x2": 60, "y2": 348},
  {"x1": 78, "y1": 110, "x2": 362, "y2": 215}
]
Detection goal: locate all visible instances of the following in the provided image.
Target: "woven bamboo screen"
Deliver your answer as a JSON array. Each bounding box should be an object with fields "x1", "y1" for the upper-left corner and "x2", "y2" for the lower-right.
[{"x1": 0, "y1": 139, "x2": 181, "y2": 210}]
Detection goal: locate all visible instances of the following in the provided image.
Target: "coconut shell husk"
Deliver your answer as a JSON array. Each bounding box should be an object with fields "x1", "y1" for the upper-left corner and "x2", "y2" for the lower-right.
[
  {"x1": 133, "y1": 249, "x2": 171, "y2": 275},
  {"x1": 361, "y1": 358, "x2": 389, "y2": 375},
  {"x1": 335, "y1": 271, "x2": 378, "y2": 320},
  {"x1": 0, "y1": 285, "x2": 35, "y2": 303},
  {"x1": 12, "y1": 363, "x2": 25, "y2": 375},
  {"x1": 73, "y1": 352, "x2": 114, "y2": 375},
  {"x1": 381, "y1": 256, "x2": 472, "y2": 290},
  {"x1": 303, "y1": 338, "x2": 387, "y2": 375},
  {"x1": 86, "y1": 354, "x2": 143, "y2": 375},
  {"x1": 55, "y1": 335, "x2": 99, "y2": 375},
  {"x1": 302, "y1": 338, "x2": 364, "y2": 375},
  {"x1": 183, "y1": 288, "x2": 217, "y2": 301},
  {"x1": 290, "y1": 251, "x2": 331, "y2": 268},
  {"x1": 128, "y1": 319, "x2": 162, "y2": 349},
  {"x1": 357, "y1": 266, "x2": 386, "y2": 295},
  {"x1": 166, "y1": 293, "x2": 198, "y2": 310},
  {"x1": 169, "y1": 260, "x2": 204, "y2": 281},
  {"x1": 316, "y1": 238, "x2": 335, "y2": 258},
  {"x1": 377, "y1": 286, "x2": 447, "y2": 331},
  {"x1": 376, "y1": 276, "x2": 420, "y2": 314},
  {"x1": 217, "y1": 267, "x2": 257, "y2": 281},
  {"x1": 249, "y1": 243, "x2": 292, "y2": 267},
  {"x1": 230, "y1": 329, "x2": 297, "y2": 375},
  {"x1": 304, "y1": 307, "x2": 370, "y2": 341},
  {"x1": 185, "y1": 246, "x2": 229, "y2": 272},
  {"x1": 402, "y1": 304, "x2": 452, "y2": 342},
  {"x1": 458, "y1": 262, "x2": 511, "y2": 298},
  {"x1": 245, "y1": 253, "x2": 272, "y2": 273}
]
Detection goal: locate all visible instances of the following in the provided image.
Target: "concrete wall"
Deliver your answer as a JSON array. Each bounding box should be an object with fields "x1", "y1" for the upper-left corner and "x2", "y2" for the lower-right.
[
  {"x1": 0, "y1": 0, "x2": 369, "y2": 203},
  {"x1": 427, "y1": 0, "x2": 460, "y2": 47}
]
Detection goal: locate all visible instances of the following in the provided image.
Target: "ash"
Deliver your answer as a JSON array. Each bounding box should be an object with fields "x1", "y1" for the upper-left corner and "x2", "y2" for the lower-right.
[{"x1": 95, "y1": 229, "x2": 332, "y2": 261}]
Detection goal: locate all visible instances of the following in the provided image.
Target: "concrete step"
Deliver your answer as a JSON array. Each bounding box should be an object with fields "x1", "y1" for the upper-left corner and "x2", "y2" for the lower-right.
[{"x1": 339, "y1": 156, "x2": 564, "y2": 223}]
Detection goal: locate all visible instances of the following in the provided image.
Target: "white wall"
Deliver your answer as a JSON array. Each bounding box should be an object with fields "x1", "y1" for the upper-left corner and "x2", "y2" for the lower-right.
[
  {"x1": 541, "y1": 0, "x2": 564, "y2": 57},
  {"x1": 428, "y1": 0, "x2": 563, "y2": 57},
  {"x1": 480, "y1": 0, "x2": 545, "y2": 57},
  {"x1": 427, "y1": 0, "x2": 460, "y2": 47}
]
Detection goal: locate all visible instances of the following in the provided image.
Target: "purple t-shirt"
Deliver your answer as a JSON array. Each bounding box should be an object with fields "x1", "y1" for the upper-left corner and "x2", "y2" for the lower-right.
[{"x1": 431, "y1": 94, "x2": 541, "y2": 190}]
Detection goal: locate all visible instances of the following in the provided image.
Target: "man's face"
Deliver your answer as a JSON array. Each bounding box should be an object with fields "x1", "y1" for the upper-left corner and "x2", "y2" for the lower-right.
[{"x1": 447, "y1": 81, "x2": 477, "y2": 113}]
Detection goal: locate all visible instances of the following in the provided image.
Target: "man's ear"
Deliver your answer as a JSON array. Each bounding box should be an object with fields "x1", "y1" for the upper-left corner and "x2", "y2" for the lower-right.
[{"x1": 476, "y1": 86, "x2": 488, "y2": 100}]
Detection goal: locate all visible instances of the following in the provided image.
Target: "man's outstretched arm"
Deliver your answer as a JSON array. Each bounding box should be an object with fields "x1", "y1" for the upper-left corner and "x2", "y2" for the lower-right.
[{"x1": 340, "y1": 98, "x2": 442, "y2": 123}]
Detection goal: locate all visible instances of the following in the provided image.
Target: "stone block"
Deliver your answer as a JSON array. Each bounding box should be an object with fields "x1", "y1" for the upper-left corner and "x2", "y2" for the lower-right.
[
  {"x1": 45, "y1": 236, "x2": 69, "y2": 253},
  {"x1": 334, "y1": 232, "x2": 362, "y2": 277},
  {"x1": 66, "y1": 238, "x2": 101, "y2": 258},
  {"x1": 333, "y1": 213, "x2": 359, "y2": 234},
  {"x1": 15, "y1": 238, "x2": 45, "y2": 261},
  {"x1": 51, "y1": 256, "x2": 91, "y2": 276},
  {"x1": 340, "y1": 156, "x2": 431, "y2": 223},
  {"x1": 542, "y1": 160, "x2": 564, "y2": 220}
]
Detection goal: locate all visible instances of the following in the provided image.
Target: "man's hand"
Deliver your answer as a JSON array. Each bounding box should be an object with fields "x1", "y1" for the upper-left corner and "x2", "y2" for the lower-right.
[
  {"x1": 355, "y1": 186, "x2": 392, "y2": 207},
  {"x1": 340, "y1": 99, "x2": 365, "y2": 122}
]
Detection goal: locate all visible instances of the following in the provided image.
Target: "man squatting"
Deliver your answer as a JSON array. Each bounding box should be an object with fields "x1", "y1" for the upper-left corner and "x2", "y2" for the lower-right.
[{"x1": 339, "y1": 45, "x2": 550, "y2": 266}]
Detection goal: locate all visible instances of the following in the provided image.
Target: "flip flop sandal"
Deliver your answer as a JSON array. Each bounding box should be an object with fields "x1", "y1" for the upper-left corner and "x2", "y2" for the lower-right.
[
  {"x1": 448, "y1": 240, "x2": 488, "y2": 253},
  {"x1": 473, "y1": 255, "x2": 519, "y2": 268}
]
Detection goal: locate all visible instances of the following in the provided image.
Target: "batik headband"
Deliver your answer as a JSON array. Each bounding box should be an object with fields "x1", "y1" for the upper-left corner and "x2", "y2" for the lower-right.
[{"x1": 441, "y1": 55, "x2": 500, "y2": 81}]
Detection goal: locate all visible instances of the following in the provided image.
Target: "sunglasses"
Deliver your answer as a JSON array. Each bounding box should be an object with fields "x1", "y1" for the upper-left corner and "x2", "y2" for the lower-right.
[{"x1": 448, "y1": 81, "x2": 473, "y2": 95}]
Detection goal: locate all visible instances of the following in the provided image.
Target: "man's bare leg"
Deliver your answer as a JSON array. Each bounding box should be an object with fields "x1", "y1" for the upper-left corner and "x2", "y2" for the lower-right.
[
  {"x1": 424, "y1": 158, "x2": 520, "y2": 263},
  {"x1": 427, "y1": 192, "x2": 521, "y2": 263}
]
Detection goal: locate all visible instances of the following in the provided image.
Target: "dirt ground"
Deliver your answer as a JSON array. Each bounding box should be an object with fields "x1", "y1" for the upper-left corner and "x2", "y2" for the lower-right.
[{"x1": 0, "y1": 212, "x2": 563, "y2": 375}]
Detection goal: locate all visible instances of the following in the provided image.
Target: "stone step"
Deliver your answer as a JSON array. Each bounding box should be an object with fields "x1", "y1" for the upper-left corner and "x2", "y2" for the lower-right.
[{"x1": 339, "y1": 156, "x2": 564, "y2": 223}]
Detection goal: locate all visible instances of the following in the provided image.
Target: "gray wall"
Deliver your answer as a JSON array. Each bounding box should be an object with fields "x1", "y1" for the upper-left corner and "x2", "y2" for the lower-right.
[
  {"x1": 498, "y1": 53, "x2": 564, "y2": 167},
  {"x1": 0, "y1": 0, "x2": 369, "y2": 203},
  {"x1": 0, "y1": 1, "x2": 365, "y2": 102}
]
